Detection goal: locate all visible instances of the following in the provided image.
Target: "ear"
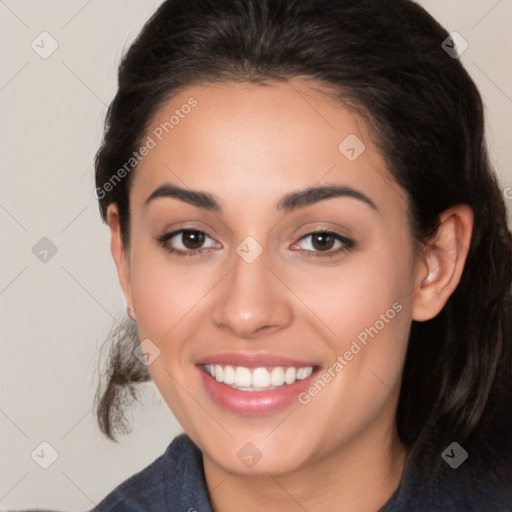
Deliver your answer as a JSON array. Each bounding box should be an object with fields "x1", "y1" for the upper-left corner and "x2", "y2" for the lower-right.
[
  {"x1": 412, "y1": 204, "x2": 473, "y2": 322},
  {"x1": 107, "y1": 204, "x2": 135, "y2": 319}
]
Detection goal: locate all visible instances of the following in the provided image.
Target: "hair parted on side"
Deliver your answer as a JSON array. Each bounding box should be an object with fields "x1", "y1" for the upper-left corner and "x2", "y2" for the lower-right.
[{"x1": 93, "y1": 0, "x2": 512, "y2": 474}]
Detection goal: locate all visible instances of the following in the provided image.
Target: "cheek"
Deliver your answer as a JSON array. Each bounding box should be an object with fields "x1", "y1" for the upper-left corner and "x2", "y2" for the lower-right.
[
  {"x1": 293, "y1": 244, "x2": 414, "y2": 345},
  {"x1": 129, "y1": 246, "x2": 213, "y2": 340},
  {"x1": 128, "y1": 252, "x2": 207, "y2": 428},
  {"x1": 331, "y1": 246, "x2": 415, "y2": 391}
]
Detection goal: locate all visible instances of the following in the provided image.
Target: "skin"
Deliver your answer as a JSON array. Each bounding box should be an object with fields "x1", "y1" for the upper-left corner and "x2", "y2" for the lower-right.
[{"x1": 107, "y1": 79, "x2": 473, "y2": 511}]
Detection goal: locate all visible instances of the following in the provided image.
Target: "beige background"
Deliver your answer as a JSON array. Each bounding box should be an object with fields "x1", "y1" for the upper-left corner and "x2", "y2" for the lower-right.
[{"x1": 0, "y1": 0, "x2": 511, "y2": 510}]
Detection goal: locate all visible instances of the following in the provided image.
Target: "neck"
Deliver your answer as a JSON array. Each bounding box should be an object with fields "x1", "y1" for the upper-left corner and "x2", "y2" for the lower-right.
[{"x1": 203, "y1": 426, "x2": 408, "y2": 512}]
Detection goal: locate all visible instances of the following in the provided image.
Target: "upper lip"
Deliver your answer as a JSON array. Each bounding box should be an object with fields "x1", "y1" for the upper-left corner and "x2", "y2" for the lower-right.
[{"x1": 197, "y1": 352, "x2": 319, "y2": 369}]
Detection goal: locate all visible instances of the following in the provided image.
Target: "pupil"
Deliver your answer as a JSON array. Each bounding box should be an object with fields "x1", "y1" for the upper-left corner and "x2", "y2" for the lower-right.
[
  {"x1": 312, "y1": 233, "x2": 334, "y2": 251},
  {"x1": 183, "y1": 230, "x2": 204, "y2": 249}
]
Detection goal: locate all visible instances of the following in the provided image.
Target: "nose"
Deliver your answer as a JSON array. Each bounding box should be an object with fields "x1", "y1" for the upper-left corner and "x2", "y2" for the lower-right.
[{"x1": 211, "y1": 245, "x2": 294, "y2": 340}]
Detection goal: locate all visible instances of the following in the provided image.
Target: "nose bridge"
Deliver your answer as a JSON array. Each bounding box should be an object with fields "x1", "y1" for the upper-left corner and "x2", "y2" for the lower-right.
[{"x1": 211, "y1": 239, "x2": 293, "y2": 338}]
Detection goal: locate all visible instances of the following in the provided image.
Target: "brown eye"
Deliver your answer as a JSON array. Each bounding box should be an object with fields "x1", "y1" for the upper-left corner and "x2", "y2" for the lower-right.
[
  {"x1": 291, "y1": 230, "x2": 355, "y2": 259},
  {"x1": 180, "y1": 230, "x2": 205, "y2": 250},
  {"x1": 155, "y1": 228, "x2": 220, "y2": 258},
  {"x1": 310, "y1": 232, "x2": 336, "y2": 251}
]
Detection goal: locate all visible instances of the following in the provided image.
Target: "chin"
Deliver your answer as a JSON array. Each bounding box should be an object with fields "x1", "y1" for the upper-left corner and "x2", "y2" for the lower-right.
[{"x1": 198, "y1": 430, "x2": 316, "y2": 477}]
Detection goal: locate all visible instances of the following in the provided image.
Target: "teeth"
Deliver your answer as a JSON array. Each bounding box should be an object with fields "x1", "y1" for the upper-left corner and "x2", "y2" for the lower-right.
[
  {"x1": 296, "y1": 367, "x2": 313, "y2": 380},
  {"x1": 203, "y1": 364, "x2": 314, "y2": 390},
  {"x1": 252, "y1": 367, "x2": 270, "y2": 388},
  {"x1": 285, "y1": 367, "x2": 296, "y2": 384},
  {"x1": 270, "y1": 367, "x2": 285, "y2": 386},
  {"x1": 223, "y1": 365, "x2": 235, "y2": 385},
  {"x1": 234, "y1": 366, "x2": 252, "y2": 387},
  {"x1": 214, "y1": 364, "x2": 223, "y2": 382}
]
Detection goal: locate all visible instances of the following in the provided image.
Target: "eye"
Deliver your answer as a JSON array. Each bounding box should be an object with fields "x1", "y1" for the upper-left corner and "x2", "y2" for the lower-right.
[
  {"x1": 291, "y1": 230, "x2": 355, "y2": 258},
  {"x1": 156, "y1": 228, "x2": 355, "y2": 259},
  {"x1": 155, "y1": 229, "x2": 220, "y2": 257}
]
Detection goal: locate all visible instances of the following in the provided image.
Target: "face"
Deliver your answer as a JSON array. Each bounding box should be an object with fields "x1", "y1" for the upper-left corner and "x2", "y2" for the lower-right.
[{"x1": 109, "y1": 80, "x2": 428, "y2": 476}]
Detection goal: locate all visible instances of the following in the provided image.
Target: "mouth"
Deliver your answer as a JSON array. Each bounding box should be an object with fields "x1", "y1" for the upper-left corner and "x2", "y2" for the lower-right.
[
  {"x1": 196, "y1": 353, "x2": 321, "y2": 414},
  {"x1": 201, "y1": 363, "x2": 315, "y2": 391}
]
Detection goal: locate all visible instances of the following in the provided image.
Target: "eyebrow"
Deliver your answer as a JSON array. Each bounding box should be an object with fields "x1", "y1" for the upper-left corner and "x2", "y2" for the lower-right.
[{"x1": 144, "y1": 183, "x2": 378, "y2": 213}]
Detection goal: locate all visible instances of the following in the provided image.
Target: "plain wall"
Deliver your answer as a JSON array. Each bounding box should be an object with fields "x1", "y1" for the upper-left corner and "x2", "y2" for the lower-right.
[{"x1": 0, "y1": 0, "x2": 511, "y2": 510}]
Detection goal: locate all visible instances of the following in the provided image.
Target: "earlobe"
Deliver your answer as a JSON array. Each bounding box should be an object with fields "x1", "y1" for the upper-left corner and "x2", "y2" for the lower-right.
[
  {"x1": 107, "y1": 204, "x2": 135, "y2": 319},
  {"x1": 412, "y1": 204, "x2": 473, "y2": 322}
]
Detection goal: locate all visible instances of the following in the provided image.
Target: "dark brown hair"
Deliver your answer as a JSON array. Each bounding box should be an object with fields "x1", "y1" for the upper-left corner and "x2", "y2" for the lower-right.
[{"x1": 93, "y1": 0, "x2": 512, "y2": 475}]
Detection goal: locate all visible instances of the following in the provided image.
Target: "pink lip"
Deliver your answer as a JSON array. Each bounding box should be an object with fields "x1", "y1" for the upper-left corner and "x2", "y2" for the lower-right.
[
  {"x1": 197, "y1": 352, "x2": 318, "y2": 369},
  {"x1": 197, "y1": 361, "x2": 320, "y2": 416}
]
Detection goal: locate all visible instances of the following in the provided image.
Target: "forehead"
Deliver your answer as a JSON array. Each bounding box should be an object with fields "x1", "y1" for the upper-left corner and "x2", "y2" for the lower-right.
[{"x1": 130, "y1": 80, "x2": 404, "y2": 215}]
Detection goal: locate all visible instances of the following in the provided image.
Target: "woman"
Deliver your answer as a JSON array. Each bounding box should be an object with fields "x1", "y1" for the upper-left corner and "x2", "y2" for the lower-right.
[{"x1": 92, "y1": 0, "x2": 512, "y2": 510}]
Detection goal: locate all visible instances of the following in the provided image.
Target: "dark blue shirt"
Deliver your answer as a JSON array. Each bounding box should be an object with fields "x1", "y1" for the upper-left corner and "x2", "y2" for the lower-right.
[{"x1": 92, "y1": 425, "x2": 512, "y2": 512}]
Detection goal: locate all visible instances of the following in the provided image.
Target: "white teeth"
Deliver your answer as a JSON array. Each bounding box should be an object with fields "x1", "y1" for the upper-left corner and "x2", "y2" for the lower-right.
[
  {"x1": 270, "y1": 367, "x2": 285, "y2": 386},
  {"x1": 252, "y1": 368, "x2": 270, "y2": 388},
  {"x1": 234, "y1": 366, "x2": 252, "y2": 387},
  {"x1": 285, "y1": 367, "x2": 296, "y2": 384},
  {"x1": 203, "y1": 364, "x2": 314, "y2": 390},
  {"x1": 296, "y1": 367, "x2": 313, "y2": 380},
  {"x1": 214, "y1": 364, "x2": 223, "y2": 382},
  {"x1": 223, "y1": 365, "x2": 235, "y2": 385}
]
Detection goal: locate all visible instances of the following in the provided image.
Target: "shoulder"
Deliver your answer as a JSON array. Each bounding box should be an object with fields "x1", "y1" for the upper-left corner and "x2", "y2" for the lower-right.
[
  {"x1": 91, "y1": 433, "x2": 212, "y2": 512},
  {"x1": 380, "y1": 407, "x2": 512, "y2": 512}
]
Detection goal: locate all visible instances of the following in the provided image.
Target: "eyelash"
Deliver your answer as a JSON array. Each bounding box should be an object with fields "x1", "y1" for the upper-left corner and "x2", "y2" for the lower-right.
[{"x1": 155, "y1": 228, "x2": 355, "y2": 259}]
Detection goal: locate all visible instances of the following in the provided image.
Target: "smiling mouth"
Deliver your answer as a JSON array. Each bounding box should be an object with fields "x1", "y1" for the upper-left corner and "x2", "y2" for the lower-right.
[{"x1": 201, "y1": 364, "x2": 318, "y2": 391}]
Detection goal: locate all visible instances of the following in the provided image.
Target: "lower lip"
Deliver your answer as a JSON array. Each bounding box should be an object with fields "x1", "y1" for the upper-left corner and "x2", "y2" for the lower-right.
[{"x1": 198, "y1": 366, "x2": 318, "y2": 415}]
